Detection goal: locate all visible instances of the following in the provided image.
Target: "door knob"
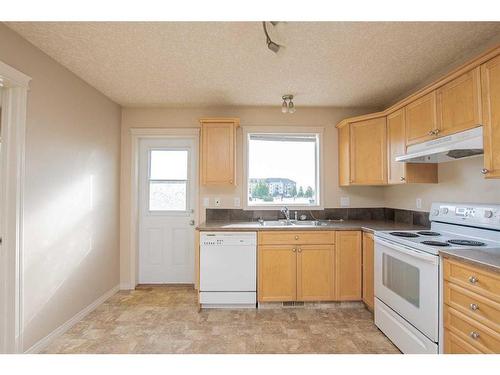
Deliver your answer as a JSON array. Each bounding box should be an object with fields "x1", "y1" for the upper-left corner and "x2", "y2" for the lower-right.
[
  {"x1": 400, "y1": 176, "x2": 406, "y2": 181},
  {"x1": 481, "y1": 168, "x2": 489, "y2": 174},
  {"x1": 189, "y1": 220, "x2": 195, "y2": 226}
]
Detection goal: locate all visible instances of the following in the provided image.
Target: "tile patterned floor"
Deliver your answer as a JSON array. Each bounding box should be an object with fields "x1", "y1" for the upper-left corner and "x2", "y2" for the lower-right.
[{"x1": 42, "y1": 286, "x2": 400, "y2": 354}]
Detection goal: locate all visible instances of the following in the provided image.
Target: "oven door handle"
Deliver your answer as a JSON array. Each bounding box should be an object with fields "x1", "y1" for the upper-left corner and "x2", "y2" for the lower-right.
[{"x1": 375, "y1": 237, "x2": 439, "y2": 265}]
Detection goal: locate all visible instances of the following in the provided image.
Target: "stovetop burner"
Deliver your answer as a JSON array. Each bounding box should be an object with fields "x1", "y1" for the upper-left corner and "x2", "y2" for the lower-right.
[
  {"x1": 421, "y1": 240, "x2": 450, "y2": 247},
  {"x1": 390, "y1": 232, "x2": 419, "y2": 238},
  {"x1": 447, "y1": 239, "x2": 486, "y2": 247},
  {"x1": 417, "y1": 231, "x2": 441, "y2": 236}
]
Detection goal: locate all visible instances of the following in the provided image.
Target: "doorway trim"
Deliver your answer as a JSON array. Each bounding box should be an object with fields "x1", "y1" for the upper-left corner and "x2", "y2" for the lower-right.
[
  {"x1": 0, "y1": 60, "x2": 31, "y2": 353},
  {"x1": 128, "y1": 128, "x2": 200, "y2": 290}
]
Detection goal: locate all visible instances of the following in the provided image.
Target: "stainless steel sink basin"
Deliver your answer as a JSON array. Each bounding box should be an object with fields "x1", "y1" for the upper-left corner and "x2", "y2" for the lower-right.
[
  {"x1": 258, "y1": 220, "x2": 330, "y2": 227},
  {"x1": 259, "y1": 220, "x2": 295, "y2": 227}
]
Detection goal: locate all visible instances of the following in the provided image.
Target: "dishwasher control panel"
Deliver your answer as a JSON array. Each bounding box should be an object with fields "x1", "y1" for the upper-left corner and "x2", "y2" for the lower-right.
[{"x1": 200, "y1": 232, "x2": 257, "y2": 246}]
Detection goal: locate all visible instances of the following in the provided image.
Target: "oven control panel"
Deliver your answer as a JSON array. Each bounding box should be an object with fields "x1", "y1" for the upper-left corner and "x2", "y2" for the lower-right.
[{"x1": 430, "y1": 202, "x2": 500, "y2": 229}]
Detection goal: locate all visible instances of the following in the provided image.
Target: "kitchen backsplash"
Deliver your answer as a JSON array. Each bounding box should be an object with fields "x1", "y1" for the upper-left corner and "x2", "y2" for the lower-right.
[{"x1": 205, "y1": 207, "x2": 430, "y2": 227}]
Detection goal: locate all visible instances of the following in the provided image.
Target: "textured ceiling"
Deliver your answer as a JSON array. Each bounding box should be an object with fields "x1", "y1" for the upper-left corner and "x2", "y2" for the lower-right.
[{"x1": 5, "y1": 22, "x2": 500, "y2": 107}]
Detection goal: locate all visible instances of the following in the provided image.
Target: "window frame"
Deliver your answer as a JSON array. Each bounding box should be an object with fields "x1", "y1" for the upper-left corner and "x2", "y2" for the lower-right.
[
  {"x1": 147, "y1": 147, "x2": 191, "y2": 214},
  {"x1": 242, "y1": 126, "x2": 324, "y2": 210}
]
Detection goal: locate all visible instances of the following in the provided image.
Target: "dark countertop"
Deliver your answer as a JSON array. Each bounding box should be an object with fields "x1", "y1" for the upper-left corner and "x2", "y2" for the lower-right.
[
  {"x1": 439, "y1": 248, "x2": 500, "y2": 273},
  {"x1": 197, "y1": 220, "x2": 427, "y2": 234}
]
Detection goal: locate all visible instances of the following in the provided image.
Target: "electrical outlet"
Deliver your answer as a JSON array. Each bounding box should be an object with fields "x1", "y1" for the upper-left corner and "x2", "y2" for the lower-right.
[
  {"x1": 416, "y1": 198, "x2": 422, "y2": 209},
  {"x1": 340, "y1": 197, "x2": 350, "y2": 207},
  {"x1": 234, "y1": 197, "x2": 241, "y2": 207},
  {"x1": 203, "y1": 197, "x2": 210, "y2": 207},
  {"x1": 214, "y1": 198, "x2": 221, "y2": 207}
]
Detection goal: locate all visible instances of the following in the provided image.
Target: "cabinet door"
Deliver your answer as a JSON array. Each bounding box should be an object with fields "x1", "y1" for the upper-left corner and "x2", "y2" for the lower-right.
[
  {"x1": 350, "y1": 117, "x2": 387, "y2": 185},
  {"x1": 405, "y1": 91, "x2": 438, "y2": 145},
  {"x1": 335, "y1": 231, "x2": 362, "y2": 301},
  {"x1": 297, "y1": 245, "x2": 334, "y2": 301},
  {"x1": 481, "y1": 55, "x2": 500, "y2": 179},
  {"x1": 258, "y1": 245, "x2": 297, "y2": 302},
  {"x1": 436, "y1": 67, "x2": 482, "y2": 137},
  {"x1": 200, "y1": 120, "x2": 237, "y2": 185},
  {"x1": 387, "y1": 109, "x2": 407, "y2": 184},
  {"x1": 362, "y1": 232, "x2": 374, "y2": 311},
  {"x1": 338, "y1": 124, "x2": 351, "y2": 186},
  {"x1": 387, "y1": 110, "x2": 438, "y2": 184}
]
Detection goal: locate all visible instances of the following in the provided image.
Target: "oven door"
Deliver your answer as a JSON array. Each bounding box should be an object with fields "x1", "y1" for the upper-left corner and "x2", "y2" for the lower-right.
[{"x1": 374, "y1": 237, "x2": 439, "y2": 341}]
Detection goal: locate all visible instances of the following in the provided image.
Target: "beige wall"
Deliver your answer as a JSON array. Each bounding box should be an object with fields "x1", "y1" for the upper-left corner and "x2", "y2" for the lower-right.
[
  {"x1": 385, "y1": 157, "x2": 500, "y2": 212},
  {"x1": 120, "y1": 106, "x2": 384, "y2": 286},
  {"x1": 0, "y1": 24, "x2": 121, "y2": 351}
]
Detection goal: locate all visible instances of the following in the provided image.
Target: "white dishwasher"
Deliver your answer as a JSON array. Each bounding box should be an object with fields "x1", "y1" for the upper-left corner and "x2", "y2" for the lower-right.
[{"x1": 199, "y1": 232, "x2": 257, "y2": 308}]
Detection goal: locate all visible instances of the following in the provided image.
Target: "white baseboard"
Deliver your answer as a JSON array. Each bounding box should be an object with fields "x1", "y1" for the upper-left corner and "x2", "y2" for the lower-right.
[
  {"x1": 25, "y1": 284, "x2": 120, "y2": 354},
  {"x1": 120, "y1": 282, "x2": 133, "y2": 290}
]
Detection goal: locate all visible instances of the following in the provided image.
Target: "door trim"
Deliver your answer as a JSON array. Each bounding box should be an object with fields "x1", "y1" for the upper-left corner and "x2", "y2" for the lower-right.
[
  {"x1": 128, "y1": 128, "x2": 199, "y2": 290},
  {"x1": 0, "y1": 60, "x2": 31, "y2": 353}
]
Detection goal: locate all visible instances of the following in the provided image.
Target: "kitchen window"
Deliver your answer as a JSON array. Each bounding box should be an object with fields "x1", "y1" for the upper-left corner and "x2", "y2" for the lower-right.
[{"x1": 245, "y1": 132, "x2": 321, "y2": 207}]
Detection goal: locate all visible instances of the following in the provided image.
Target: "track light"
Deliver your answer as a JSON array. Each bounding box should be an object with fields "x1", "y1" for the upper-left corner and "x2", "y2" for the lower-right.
[
  {"x1": 262, "y1": 21, "x2": 281, "y2": 54},
  {"x1": 281, "y1": 95, "x2": 296, "y2": 114}
]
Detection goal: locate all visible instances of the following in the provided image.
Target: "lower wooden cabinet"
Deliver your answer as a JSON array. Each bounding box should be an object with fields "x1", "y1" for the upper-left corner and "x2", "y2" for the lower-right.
[
  {"x1": 297, "y1": 245, "x2": 335, "y2": 301},
  {"x1": 443, "y1": 257, "x2": 500, "y2": 354},
  {"x1": 258, "y1": 245, "x2": 297, "y2": 302},
  {"x1": 335, "y1": 231, "x2": 362, "y2": 301},
  {"x1": 362, "y1": 232, "x2": 375, "y2": 310},
  {"x1": 258, "y1": 230, "x2": 363, "y2": 303}
]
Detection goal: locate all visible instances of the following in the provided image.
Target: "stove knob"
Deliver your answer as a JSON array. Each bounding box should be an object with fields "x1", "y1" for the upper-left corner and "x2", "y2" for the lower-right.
[
  {"x1": 432, "y1": 209, "x2": 439, "y2": 216},
  {"x1": 484, "y1": 210, "x2": 493, "y2": 218}
]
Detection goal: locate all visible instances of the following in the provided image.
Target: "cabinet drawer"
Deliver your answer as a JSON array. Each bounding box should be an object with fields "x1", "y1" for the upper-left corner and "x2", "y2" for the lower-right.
[
  {"x1": 443, "y1": 258, "x2": 500, "y2": 303},
  {"x1": 258, "y1": 231, "x2": 335, "y2": 245},
  {"x1": 444, "y1": 306, "x2": 500, "y2": 354},
  {"x1": 444, "y1": 329, "x2": 483, "y2": 354},
  {"x1": 444, "y1": 281, "x2": 500, "y2": 333}
]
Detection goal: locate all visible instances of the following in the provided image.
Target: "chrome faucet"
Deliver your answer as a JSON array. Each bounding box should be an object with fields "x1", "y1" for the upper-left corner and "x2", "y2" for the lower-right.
[{"x1": 280, "y1": 206, "x2": 290, "y2": 223}]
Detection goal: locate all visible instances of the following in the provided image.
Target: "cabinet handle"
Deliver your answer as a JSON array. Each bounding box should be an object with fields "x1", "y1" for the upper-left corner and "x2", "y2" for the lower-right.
[
  {"x1": 481, "y1": 168, "x2": 489, "y2": 175},
  {"x1": 434, "y1": 129, "x2": 440, "y2": 135},
  {"x1": 292, "y1": 248, "x2": 297, "y2": 252},
  {"x1": 469, "y1": 303, "x2": 479, "y2": 311},
  {"x1": 468, "y1": 276, "x2": 478, "y2": 284},
  {"x1": 298, "y1": 248, "x2": 302, "y2": 253},
  {"x1": 294, "y1": 235, "x2": 299, "y2": 240},
  {"x1": 469, "y1": 331, "x2": 480, "y2": 340}
]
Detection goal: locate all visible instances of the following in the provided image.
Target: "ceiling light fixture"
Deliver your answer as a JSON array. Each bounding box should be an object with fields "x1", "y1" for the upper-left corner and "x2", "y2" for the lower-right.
[
  {"x1": 282, "y1": 95, "x2": 296, "y2": 114},
  {"x1": 262, "y1": 21, "x2": 281, "y2": 53}
]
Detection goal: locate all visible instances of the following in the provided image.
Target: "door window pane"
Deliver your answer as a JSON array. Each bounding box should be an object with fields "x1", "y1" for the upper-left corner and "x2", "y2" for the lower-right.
[
  {"x1": 149, "y1": 181, "x2": 187, "y2": 211},
  {"x1": 382, "y1": 254, "x2": 420, "y2": 307},
  {"x1": 150, "y1": 150, "x2": 188, "y2": 180}
]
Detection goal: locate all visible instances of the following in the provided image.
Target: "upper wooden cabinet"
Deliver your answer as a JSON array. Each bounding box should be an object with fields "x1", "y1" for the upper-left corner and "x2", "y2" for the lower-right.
[
  {"x1": 436, "y1": 67, "x2": 482, "y2": 137},
  {"x1": 405, "y1": 91, "x2": 438, "y2": 145},
  {"x1": 481, "y1": 55, "x2": 500, "y2": 178},
  {"x1": 339, "y1": 117, "x2": 387, "y2": 186},
  {"x1": 387, "y1": 109, "x2": 437, "y2": 184},
  {"x1": 200, "y1": 118, "x2": 239, "y2": 186}
]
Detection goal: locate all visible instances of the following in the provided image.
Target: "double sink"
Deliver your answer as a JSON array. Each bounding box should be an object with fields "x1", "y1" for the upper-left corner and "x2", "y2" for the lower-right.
[{"x1": 259, "y1": 219, "x2": 329, "y2": 227}]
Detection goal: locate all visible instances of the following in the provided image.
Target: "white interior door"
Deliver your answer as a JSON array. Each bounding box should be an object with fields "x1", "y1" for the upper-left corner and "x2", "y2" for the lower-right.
[{"x1": 138, "y1": 138, "x2": 197, "y2": 284}]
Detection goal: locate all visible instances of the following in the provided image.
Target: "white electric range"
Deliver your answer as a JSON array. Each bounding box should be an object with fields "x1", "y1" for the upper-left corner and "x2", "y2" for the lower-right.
[{"x1": 374, "y1": 202, "x2": 500, "y2": 354}]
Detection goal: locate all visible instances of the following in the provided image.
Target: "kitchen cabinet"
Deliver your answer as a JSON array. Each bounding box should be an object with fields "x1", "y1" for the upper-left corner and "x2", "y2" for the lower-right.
[
  {"x1": 436, "y1": 67, "x2": 482, "y2": 137},
  {"x1": 258, "y1": 245, "x2": 297, "y2": 302},
  {"x1": 387, "y1": 109, "x2": 438, "y2": 184},
  {"x1": 362, "y1": 232, "x2": 374, "y2": 311},
  {"x1": 335, "y1": 231, "x2": 362, "y2": 301},
  {"x1": 443, "y1": 258, "x2": 500, "y2": 354},
  {"x1": 297, "y1": 245, "x2": 335, "y2": 301},
  {"x1": 405, "y1": 91, "x2": 438, "y2": 145},
  {"x1": 338, "y1": 117, "x2": 387, "y2": 186},
  {"x1": 258, "y1": 231, "x2": 335, "y2": 302},
  {"x1": 481, "y1": 55, "x2": 500, "y2": 178},
  {"x1": 200, "y1": 118, "x2": 239, "y2": 186}
]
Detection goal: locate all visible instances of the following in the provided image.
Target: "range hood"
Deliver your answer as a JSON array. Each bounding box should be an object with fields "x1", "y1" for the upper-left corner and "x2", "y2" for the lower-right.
[{"x1": 396, "y1": 126, "x2": 483, "y2": 163}]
